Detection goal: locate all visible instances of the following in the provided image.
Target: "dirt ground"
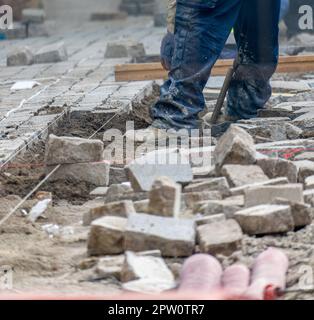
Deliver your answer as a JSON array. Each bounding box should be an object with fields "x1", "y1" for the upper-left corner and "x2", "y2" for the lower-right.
[{"x1": 0, "y1": 93, "x2": 314, "y2": 300}]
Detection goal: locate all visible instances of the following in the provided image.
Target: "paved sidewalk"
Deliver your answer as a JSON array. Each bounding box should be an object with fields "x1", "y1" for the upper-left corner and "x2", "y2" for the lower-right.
[{"x1": 0, "y1": 16, "x2": 164, "y2": 166}]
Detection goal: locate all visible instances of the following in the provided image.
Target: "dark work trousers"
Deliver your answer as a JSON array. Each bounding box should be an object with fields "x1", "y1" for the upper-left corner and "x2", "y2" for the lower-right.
[{"x1": 151, "y1": 0, "x2": 281, "y2": 130}]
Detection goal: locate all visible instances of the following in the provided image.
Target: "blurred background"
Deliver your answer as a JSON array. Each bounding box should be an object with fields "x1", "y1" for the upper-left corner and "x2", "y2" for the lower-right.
[{"x1": 1, "y1": 0, "x2": 314, "y2": 44}]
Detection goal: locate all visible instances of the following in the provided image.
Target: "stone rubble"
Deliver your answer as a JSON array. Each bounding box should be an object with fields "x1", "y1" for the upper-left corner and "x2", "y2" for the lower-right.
[
  {"x1": 87, "y1": 216, "x2": 127, "y2": 256},
  {"x1": 7, "y1": 47, "x2": 34, "y2": 67},
  {"x1": 148, "y1": 176, "x2": 182, "y2": 217},
  {"x1": 125, "y1": 213, "x2": 196, "y2": 257},
  {"x1": 4, "y1": 16, "x2": 314, "y2": 296},
  {"x1": 234, "y1": 205, "x2": 294, "y2": 235},
  {"x1": 83, "y1": 200, "x2": 136, "y2": 226},
  {"x1": 121, "y1": 251, "x2": 175, "y2": 283},
  {"x1": 221, "y1": 164, "x2": 269, "y2": 187},
  {"x1": 213, "y1": 125, "x2": 256, "y2": 170},
  {"x1": 34, "y1": 42, "x2": 68, "y2": 64},
  {"x1": 45, "y1": 134, "x2": 104, "y2": 166},
  {"x1": 125, "y1": 151, "x2": 193, "y2": 192},
  {"x1": 44, "y1": 134, "x2": 109, "y2": 186},
  {"x1": 244, "y1": 184, "x2": 304, "y2": 207},
  {"x1": 197, "y1": 220, "x2": 243, "y2": 255},
  {"x1": 105, "y1": 41, "x2": 146, "y2": 59}
]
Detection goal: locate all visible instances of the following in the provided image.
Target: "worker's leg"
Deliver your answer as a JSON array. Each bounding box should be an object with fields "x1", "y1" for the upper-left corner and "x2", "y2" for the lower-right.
[
  {"x1": 226, "y1": 0, "x2": 281, "y2": 119},
  {"x1": 151, "y1": 0, "x2": 242, "y2": 130}
]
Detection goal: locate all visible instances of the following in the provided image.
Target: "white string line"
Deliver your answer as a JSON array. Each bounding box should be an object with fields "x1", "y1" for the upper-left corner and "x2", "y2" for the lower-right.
[
  {"x1": 0, "y1": 165, "x2": 60, "y2": 227},
  {"x1": 0, "y1": 79, "x2": 61, "y2": 124},
  {"x1": 0, "y1": 57, "x2": 91, "y2": 169},
  {"x1": 0, "y1": 110, "x2": 68, "y2": 170},
  {"x1": 0, "y1": 112, "x2": 119, "y2": 227}
]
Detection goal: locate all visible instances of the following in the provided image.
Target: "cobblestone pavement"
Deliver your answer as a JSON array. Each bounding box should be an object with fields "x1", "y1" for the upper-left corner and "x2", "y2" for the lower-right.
[{"x1": 0, "y1": 16, "x2": 163, "y2": 167}]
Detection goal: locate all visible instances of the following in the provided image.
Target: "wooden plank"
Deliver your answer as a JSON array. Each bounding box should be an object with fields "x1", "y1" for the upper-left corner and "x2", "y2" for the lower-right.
[{"x1": 115, "y1": 55, "x2": 314, "y2": 82}]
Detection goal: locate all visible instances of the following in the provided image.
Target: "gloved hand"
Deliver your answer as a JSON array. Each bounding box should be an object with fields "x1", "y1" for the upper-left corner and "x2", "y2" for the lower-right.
[{"x1": 160, "y1": 32, "x2": 175, "y2": 71}]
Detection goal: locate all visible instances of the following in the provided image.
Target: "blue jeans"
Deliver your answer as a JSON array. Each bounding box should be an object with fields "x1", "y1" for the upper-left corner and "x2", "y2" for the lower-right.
[{"x1": 151, "y1": 0, "x2": 281, "y2": 130}]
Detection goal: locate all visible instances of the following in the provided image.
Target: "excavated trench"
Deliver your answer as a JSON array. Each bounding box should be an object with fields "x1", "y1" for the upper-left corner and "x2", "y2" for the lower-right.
[{"x1": 0, "y1": 87, "x2": 158, "y2": 204}]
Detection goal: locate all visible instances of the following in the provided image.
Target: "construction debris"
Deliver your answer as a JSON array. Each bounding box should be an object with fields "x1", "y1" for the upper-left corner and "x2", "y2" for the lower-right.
[
  {"x1": 221, "y1": 164, "x2": 269, "y2": 187},
  {"x1": 197, "y1": 220, "x2": 243, "y2": 255},
  {"x1": 234, "y1": 205, "x2": 294, "y2": 235},
  {"x1": 105, "y1": 41, "x2": 146, "y2": 59},
  {"x1": 83, "y1": 200, "x2": 136, "y2": 226},
  {"x1": 125, "y1": 151, "x2": 193, "y2": 192},
  {"x1": 34, "y1": 42, "x2": 68, "y2": 64},
  {"x1": 244, "y1": 184, "x2": 304, "y2": 207},
  {"x1": 45, "y1": 135, "x2": 104, "y2": 165},
  {"x1": 7, "y1": 46, "x2": 34, "y2": 66},
  {"x1": 184, "y1": 177, "x2": 230, "y2": 196},
  {"x1": 148, "y1": 176, "x2": 182, "y2": 217},
  {"x1": 4, "y1": 8, "x2": 314, "y2": 299},
  {"x1": 121, "y1": 251, "x2": 175, "y2": 284},
  {"x1": 213, "y1": 125, "x2": 256, "y2": 170},
  {"x1": 95, "y1": 255, "x2": 125, "y2": 280},
  {"x1": 273, "y1": 198, "x2": 312, "y2": 228},
  {"x1": 257, "y1": 158, "x2": 298, "y2": 183},
  {"x1": 125, "y1": 213, "x2": 196, "y2": 257},
  {"x1": 87, "y1": 216, "x2": 127, "y2": 256}
]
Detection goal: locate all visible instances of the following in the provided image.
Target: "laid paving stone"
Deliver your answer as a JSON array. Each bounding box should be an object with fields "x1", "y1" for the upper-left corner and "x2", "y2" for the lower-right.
[
  {"x1": 244, "y1": 184, "x2": 304, "y2": 207},
  {"x1": 195, "y1": 214, "x2": 226, "y2": 226},
  {"x1": 125, "y1": 152, "x2": 193, "y2": 192},
  {"x1": 90, "y1": 11, "x2": 128, "y2": 21},
  {"x1": 121, "y1": 251, "x2": 175, "y2": 283},
  {"x1": 34, "y1": 42, "x2": 68, "y2": 64},
  {"x1": 95, "y1": 255, "x2": 125, "y2": 280},
  {"x1": 230, "y1": 177, "x2": 289, "y2": 196},
  {"x1": 213, "y1": 125, "x2": 256, "y2": 170},
  {"x1": 87, "y1": 216, "x2": 127, "y2": 256},
  {"x1": 25, "y1": 20, "x2": 55, "y2": 37},
  {"x1": 105, "y1": 40, "x2": 146, "y2": 59},
  {"x1": 22, "y1": 8, "x2": 46, "y2": 23},
  {"x1": 83, "y1": 200, "x2": 136, "y2": 226},
  {"x1": 46, "y1": 162, "x2": 110, "y2": 186},
  {"x1": 148, "y1": 177, "x2": 181, "y2": 217},
  {"x1": 234, "y1": 205, "x2": 294, "y2": 235},
  {"x1": 197, "y1": 220, "x2": 243, "y2": 256},
  {"x1": 45, "y1": 134, "x2": 104, "y2": 165},
  {"x1": 184, "y1": 177, "x2": 230, "y2": 197},
  {"x1": 221, "y1": 165, "x2": 269, "y2": 187},
  {"x1": 257, "y1": 158, "x2": 298, "y2": 183},
  {"x1": 294, "y1": 160, "x2": 314, "y2": 183},
  {"x1": 274, "y1": 198, "x2": 312, "y2": 228},
  {"x1": 89, "y1": 187, "x2": 109, "y2": 197},
  {"x1": 183, "y1": 191, "x2": 222, "y2": 209},
  {"x1": 7, "y1": 47, "x2": 34, "y2": 67},
  {"x1": 125, "y1": 213, "x2": 196, "y2": 257},
  {"x1": 305, "y1": 175, "x2": 314, "y2": 189},
  {"x1": 271, "y1": 80, "x2": 311, "y2": 92}
]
